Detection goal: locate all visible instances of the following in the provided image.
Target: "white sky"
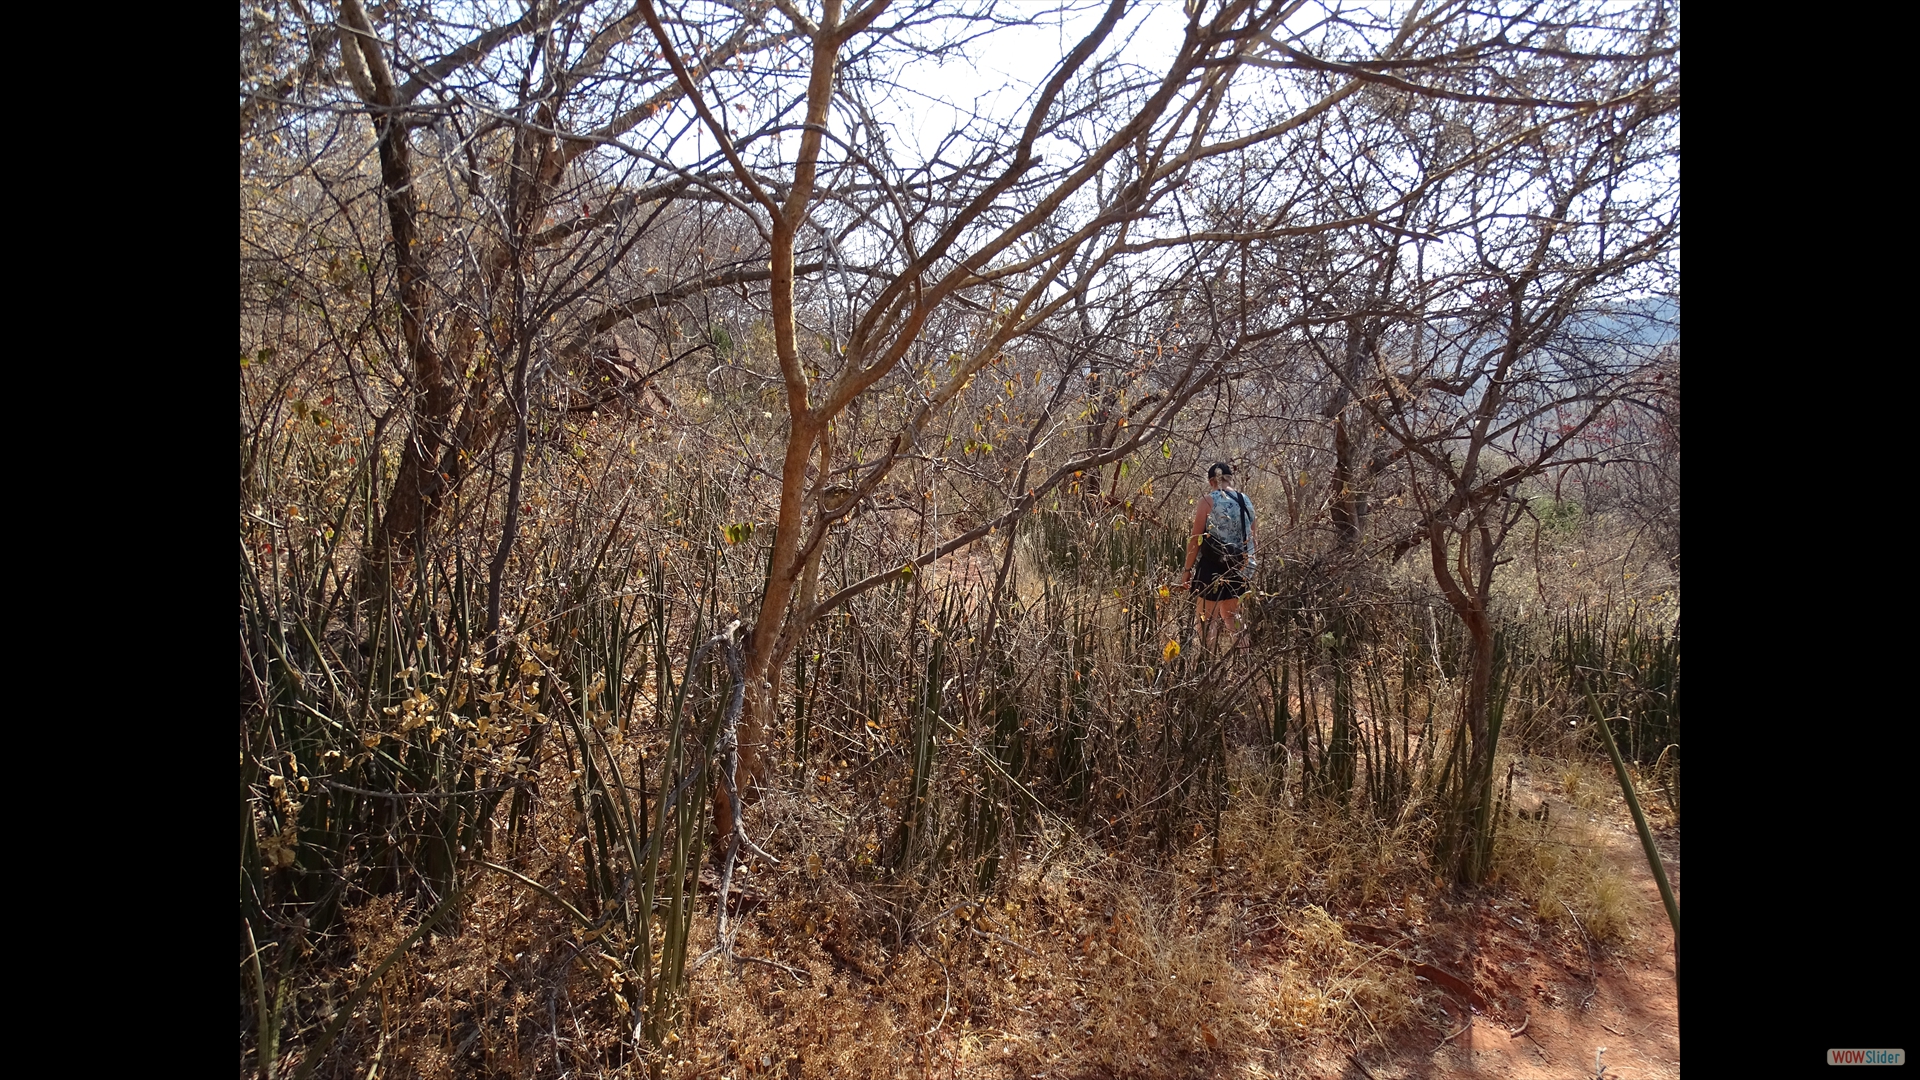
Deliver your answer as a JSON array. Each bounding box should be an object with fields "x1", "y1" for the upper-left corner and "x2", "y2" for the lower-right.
[
  {"x1": 875, "y1": 2, "x2": 1191, "y2": 166},
  {"x1": 634, "y1": 1, "x2": 1673, "y2": 305}
]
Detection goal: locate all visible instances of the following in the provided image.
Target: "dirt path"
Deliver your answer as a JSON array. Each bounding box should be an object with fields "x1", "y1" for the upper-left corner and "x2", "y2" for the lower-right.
[{"x1": 1351, "y1": 784, "x2": 1680, "y2": 1080}]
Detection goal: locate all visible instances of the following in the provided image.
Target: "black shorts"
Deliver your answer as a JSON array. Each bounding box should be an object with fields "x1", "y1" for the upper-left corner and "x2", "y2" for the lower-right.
[{"x1": 1192, "y1": 549, "x2": 1248, "y2": 600}]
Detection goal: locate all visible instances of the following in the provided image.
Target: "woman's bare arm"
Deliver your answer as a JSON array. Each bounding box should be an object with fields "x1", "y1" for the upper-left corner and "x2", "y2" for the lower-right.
[{"x1": 1182, "y1": 497, "x2": 1209, "y2": 586}]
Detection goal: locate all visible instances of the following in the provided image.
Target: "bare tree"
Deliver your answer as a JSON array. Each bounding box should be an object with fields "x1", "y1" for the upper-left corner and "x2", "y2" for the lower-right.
[
  {"x1": 633, "y1": 0, "x2": 1560, "y2": 802},
  {"x1": 1273, "y1": 1, "x2": 1681, "y2": 878},
  {"x1": 244, "y1": 0, "x2": 797, "y2": 610},
  {"x1": 241, "y1": 0, "x2": 1678, "y2": 871}
]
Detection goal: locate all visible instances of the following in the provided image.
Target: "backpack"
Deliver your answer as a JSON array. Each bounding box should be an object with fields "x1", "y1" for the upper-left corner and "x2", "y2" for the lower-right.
[{"x1": 1203, "y1": 490, "x2": 1252, "y2": 563}]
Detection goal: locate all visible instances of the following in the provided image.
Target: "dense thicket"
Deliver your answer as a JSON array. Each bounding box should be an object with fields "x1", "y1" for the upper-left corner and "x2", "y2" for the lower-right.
[{"x1": 241, "y1": 2, "x2": 1677, "y2": 1074}]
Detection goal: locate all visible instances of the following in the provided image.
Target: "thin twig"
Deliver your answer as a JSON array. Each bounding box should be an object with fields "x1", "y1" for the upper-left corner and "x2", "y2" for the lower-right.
[
  {"x1": 320, "y1": 778, "x2": 525, "y2": 799},
  {"x1": 732, "y1": 952, "x2": 812, "y2": 980},
  {"x1": 1562, "y1": 900, "x2": 1598, "y2": 1008},
  {"x1": 969, "y1": 926, "x2": 1039, "y2": 957},
  {"x1": 919, "y1": 943, "x2": 954, "y2": 1040}
]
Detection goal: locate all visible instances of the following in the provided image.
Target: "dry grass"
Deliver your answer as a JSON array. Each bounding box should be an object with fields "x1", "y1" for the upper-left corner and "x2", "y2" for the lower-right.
[
  {"x1": 1259, "y1": 905, "x2": 1420, "y2": 1050},
  {"x1": 269, "y1": 744, "x2": 1453, "y2": 1079},
  {"x1": 1487, "y1": 755, "x2": 1636, "y2": 946},
  {"x1": 1494, "y1": 510, "x2": 1680, "y2": 624},
  {"x1": 247, "y1": 514, "x2": 1676, "y2": 1080},
  {"x1": 1380, "y1": 506, "x2": 1679, "y2": 631},
  {"x1": 664, "y1": 828, "x2": 1421, "y2": 1079},
  {"x1": 259, "y1": 725, "x2": 1676, "y2": 1080}
]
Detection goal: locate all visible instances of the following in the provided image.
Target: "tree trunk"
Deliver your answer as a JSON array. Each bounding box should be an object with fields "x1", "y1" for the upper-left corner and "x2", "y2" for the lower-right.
[
  {"x1": 719, "y1": 412, "x2": 823, "y2": 832},
  {"x1": 343, "y1": 0, "x2": 454, "y2": 602},
  {"x1": 1326, "y1": 317, "x2": 1374, "y2": 551},
  {"x1": 1330, "y1": 411, "x2": 1370, "y2": 550},
  {"x1": 1456, "y1": 611, "x2": 1498, "y2": 881},
  {"x1": 1427, "y1": 516, "x2": 1500, "y2": 883}
]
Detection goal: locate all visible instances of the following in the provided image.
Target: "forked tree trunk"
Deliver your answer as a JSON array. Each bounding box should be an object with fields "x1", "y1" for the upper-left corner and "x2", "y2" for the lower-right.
[{"x1": 343, "y1": 0, "x2": 456, "y2": 604}]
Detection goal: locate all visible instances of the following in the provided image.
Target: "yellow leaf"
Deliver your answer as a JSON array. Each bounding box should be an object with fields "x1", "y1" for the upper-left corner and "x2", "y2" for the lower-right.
[{"x1": 1163, "y1": 640, "x2": 1181, "y2": 662}]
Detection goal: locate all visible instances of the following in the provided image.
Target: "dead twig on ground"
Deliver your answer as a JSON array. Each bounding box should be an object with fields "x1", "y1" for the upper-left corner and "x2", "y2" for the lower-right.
[{"x1": 1562, "y1": 900, "x2": 1598, "y2": 1008}]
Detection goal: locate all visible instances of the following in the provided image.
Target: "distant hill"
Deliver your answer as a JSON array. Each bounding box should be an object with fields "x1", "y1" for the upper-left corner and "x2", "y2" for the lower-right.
[{"x1": 1566, "y1": 296, "x2": 1678, "y2": 348}]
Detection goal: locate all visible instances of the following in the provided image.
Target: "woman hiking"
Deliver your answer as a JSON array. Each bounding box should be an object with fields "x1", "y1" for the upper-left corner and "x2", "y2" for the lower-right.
[{"x1": 1181, "y1": 461, "x2": 1256, "y2": 651}]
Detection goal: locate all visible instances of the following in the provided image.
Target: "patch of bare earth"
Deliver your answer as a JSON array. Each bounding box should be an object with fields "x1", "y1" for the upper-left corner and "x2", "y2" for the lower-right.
[{"x1": 1300, "y1": 792, "x2": 1678, "y2": 1080}]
